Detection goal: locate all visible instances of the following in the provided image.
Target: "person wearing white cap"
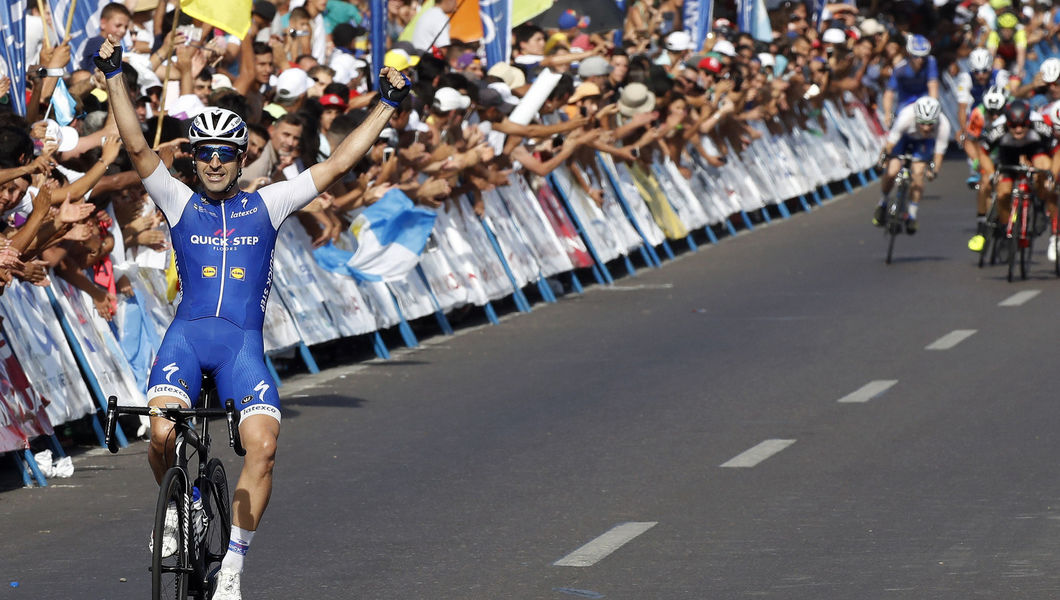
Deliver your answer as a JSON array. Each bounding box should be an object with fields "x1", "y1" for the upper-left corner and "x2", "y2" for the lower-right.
[{"x1": 657, "y1": 30, "x2": 695, "y2": 72}]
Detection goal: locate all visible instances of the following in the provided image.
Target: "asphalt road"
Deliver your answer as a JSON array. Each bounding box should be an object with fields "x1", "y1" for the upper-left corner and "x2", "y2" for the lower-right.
[{"x1": 7, "y1": 162, "x2": 1060, "y2": 600}]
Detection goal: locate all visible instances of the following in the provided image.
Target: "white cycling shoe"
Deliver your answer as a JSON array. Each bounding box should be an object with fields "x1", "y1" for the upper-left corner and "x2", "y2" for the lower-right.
[
  {"x1": 148, "y1": 501, "x2": 179, "y2": 558},
  {"x1": 212, "y1": 569, "x2": 242, "y2": 600}
]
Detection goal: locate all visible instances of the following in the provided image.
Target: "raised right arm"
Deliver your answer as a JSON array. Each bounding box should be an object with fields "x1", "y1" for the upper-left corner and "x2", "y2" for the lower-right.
[{"x1": 99, "y1": 35, "x2": 161, "y2": 179}]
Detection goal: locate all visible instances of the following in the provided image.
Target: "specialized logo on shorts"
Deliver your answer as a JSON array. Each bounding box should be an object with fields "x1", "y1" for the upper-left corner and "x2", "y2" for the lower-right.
[
  {"x1": 163, "y1": 362, "x2": 179, "y2": 383},
  {"x1": 178, "y1": 378, "x2": 188, "y2": 390},
  {"x1": 229, "y1": 267, "x2": 246, "y2": 280},
  {"x1": 202, "y1": 266, "x2": 218, "y2": 278},
  {"x1": 241, "y1": 394, "x2": 253, "y2": 405},
  {"x1": 254, "y1": 379, "x2": 270, "y2": 402}
]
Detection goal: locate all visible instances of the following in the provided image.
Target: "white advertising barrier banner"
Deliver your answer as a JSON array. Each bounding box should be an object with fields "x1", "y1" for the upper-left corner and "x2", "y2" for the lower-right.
[
  {"x1": 387, "y1": 270, "x2": 438, "y2": 322},
  {"x1": 263, "y1": 290, "x2": 304, "y2": 353},
  {"x1": 580, "y1": 160, "x2": 644, "y2": 254},
  {"x1": 443, "y1": 198, "x2": 515, "y2": 302},
  {"x1": 0, "y1": 281, "x2": 95, "y2": 425},
  {"x1": 52, "y1": 280, "x2": 148, "y2": 408},
  {"x1": 549, "y1": 166, "x2": 626, "y2": 262},
  {"x1": 497, "y1": 173, "x2": 576, "y2": 277},
  {"x1": 272, "y1": 222, "x2": 342, "y2": 346},
  {"x1": 292, "y1": 227, "x2": 380, "y2": 338},
  {"x1": 596, "y1": 154, "x2": 667, "y2": 247},
  {"x1": 649, "y1": 159, "x2": 712, "y2": 229},
  {"x1": 356, "y1": 280, "x2": 402, "y2": 328},
  {"x1": 481, "y1": 189, "x2": 538, "y2": 288},
  {"x1": 417, "y1": 239, "x2": 471, "y2": 311}
]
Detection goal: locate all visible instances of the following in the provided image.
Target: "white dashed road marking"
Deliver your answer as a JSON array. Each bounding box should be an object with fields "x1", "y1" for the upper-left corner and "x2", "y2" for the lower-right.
[
  {"x1": 720, "y1": 439, "x2": 797, "y2": 468},
  {"x1": 837, "y1": 380, "x2": 898, "y2": 403},
  {"x1": 553, "y1": 522, "x2": 658, "y2": 567},
  {"x1": 999, "y1": 290, "x2": 1040, "y2": 307},
  {"x1": 925, "y1": 329, "x2": 977, "y2": 350}
]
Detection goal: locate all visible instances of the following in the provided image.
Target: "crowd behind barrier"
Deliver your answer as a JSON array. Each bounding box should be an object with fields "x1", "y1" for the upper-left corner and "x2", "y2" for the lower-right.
[
  {"x1": 0, "y1": 94, "x2": 884, "y2": 487},
  {"x1": 9, "y1": 0, "x2": 1060, "y2": 487}
]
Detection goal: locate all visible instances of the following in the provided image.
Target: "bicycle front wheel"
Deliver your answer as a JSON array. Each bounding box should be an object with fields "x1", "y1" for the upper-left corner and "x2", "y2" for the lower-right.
[
  {"x1": 200, "y1": 458, "x2": 231, "y2": 570},
  {"x1": 153, "y1": 468, "x2": 190, "y2": 600}
]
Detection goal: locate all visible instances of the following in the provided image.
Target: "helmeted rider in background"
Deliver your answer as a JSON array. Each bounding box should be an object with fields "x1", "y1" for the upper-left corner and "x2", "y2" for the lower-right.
[
  {"x1": 967, "y1": 84, "x2": 1010, "y2": 252},
  {"x1": 875, "y1": 96, "x2": 951, "y2": 234},
  {"x1": 955, "y1": 48, "x2": 1009, "y2": 186},
  {"x1": 882, "y1": 35, "x2": 939, "y2": 128}
]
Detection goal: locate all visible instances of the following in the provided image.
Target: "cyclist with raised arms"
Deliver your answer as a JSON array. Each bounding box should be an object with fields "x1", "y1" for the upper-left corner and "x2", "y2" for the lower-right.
[
  {"x1": 94, "y1": 35, "x2": 412, "y2": 600},
  {"x1": 874, "y1": 96, "x2": 951, "y2": 234},
  {"x1": 882, "y1": 35, "x2": 939, "y2": 128},
  {"x1": 979, "y1": 99, "x2": 1056, "y2": 254},
  {"x1": 967, "y1": 84, "x2": 1010, "y2": 252},
  {"x1": 955, "y1": 48, "x2": 1008, "y2": 186}
]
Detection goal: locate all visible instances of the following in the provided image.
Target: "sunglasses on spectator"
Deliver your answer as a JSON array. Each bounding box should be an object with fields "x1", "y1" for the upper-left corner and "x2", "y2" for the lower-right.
[{"x1": 194, "y1": 145, "x2": 241, "y2": 163}]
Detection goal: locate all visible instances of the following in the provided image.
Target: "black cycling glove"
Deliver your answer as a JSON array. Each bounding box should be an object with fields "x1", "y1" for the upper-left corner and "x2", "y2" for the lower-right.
[
  {"x1": 93, "y1": 42, "x2": 123, "y2": 79},
  {"x1": 380, "y1": 73, "x2": 412, "y2": 108}
]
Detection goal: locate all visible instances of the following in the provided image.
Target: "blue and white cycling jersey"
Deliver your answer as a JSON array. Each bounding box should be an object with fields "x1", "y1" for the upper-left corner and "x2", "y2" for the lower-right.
[
  {"x1": 954, "y1": 68, "x2": 1009, "y2": 109},
  {"x1": 887, "y1": 57, "x2": 940, "y2": 108},
  {"x1": 142, "y1": 163, "x2": 319, "y2": 422}
]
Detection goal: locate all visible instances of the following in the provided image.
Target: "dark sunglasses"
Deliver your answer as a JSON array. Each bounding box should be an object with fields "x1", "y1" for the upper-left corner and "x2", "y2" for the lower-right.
[
  {"x1": 1010, "y1": 122, "x2": 1029, "y2": 129},
  {"x1": 194, "y1": 145, "x2": 241, "y2": 163}
]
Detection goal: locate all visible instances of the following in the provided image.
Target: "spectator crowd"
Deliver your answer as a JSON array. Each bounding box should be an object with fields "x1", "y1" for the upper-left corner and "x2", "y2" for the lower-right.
[{"x1": 2, "y1": 0, "x2": 1060, "y2": 322}]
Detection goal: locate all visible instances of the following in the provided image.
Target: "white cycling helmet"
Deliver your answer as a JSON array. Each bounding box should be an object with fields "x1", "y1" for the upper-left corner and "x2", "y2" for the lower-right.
[
  {"x1": 982, "y1": 84, "x2": 1007, "y2": 113},
  {"x1": 188, "y1": 108, "x2": 249, "y2": 151},
  {"x1": 1040, "y1": 57, "x2": 1060, "y2": 84},
  {"x1": 906, "y1": 34, "x2": 931, "y2": 58},
  {"x1": 913, "y1": 96, "x2": 941, "y2": 123},
  {"x1": 968, "y1": 48, "x2": 992, "y2": 72}
]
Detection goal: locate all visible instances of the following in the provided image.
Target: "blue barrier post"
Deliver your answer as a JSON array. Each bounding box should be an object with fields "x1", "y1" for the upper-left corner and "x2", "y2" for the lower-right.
[
  {"x1": 536, "y1": 275, "x2": 557, "y2": 303},
  {"x1": 388, "y1": 289, "x2": 419, "y2": 348},
  {"x1": 264, "y1": 353, "x2": 283, "y2": 386},
  {"x1": 797, "y1": 195, "x2": 812, "y2": 212},
  {"x1": 739, "y1": 211, "x2": 755, "y2": 230},
  {"x1": 759, "y1": 207, "x2": 772, "y2": 223},
  {"x1": 484, "y1": 302, "x2": 500, "y2": 324},
  {"x1": 415, "y1": 265, "x2": 454, "y2": 334},
  {"x1": 22, "y1": 450, "x2": 47, "y2": 487},
  {"x1": 10, "y1": 452, "x2": 45, "y2": 487},
  {"x1": 703, "y1": 226, "x2": 719, "y2": 244},
  {"x1": 372, "y1": 332, "x2": 391, "y2": 359},
  {"x1": 842, "y1": 176, "x2": 855, "y2": 193},
  {"x1": 856, "y1": 170, "x2": 868, "y2": 187},
  {"x1": 821, "y1": 184, "x2": 835, "y2": 200},
  {"x1": 297, "y1": 342, "x2": 320, "y2": 374},
  {"x1": 43, "y1": 287, "x2": 121, "y2": 450},
  {"x1": 596, "y1": 153, "x2": 662, "y2": 268},
  {"x1": 49, "y1": 435, "x2": 66, "y2": 458},
  {"x1": 659, "y1": 240, "x2": 675, "y2": 260},
  {"x1": 867, "y1": 168, "x2": 878, "y2": 182},
  {"x1": 776, "y1": 201, "x2": 791, "y2": 219},
  {"x1": 477, "y1": 213, "x2": 532, "y2": 313},
  {"x1": 547, "y1": 174, "x2": 614, "y2": 285}
]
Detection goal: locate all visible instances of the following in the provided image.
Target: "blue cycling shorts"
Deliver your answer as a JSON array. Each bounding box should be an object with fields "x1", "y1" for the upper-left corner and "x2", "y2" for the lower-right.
[
  {"x1": 147, "y1": 317, "x2": 281, "y2": 423},
  {"x1": 893, "y1": 136, "x2": 936, "y2": 162}
]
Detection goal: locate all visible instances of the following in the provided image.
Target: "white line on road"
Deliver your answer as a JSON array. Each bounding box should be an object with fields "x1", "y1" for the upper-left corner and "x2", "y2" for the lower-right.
[
  {"x1": 720, "y1": 439, "x2": 797, "y2": 468},
  {"x1": 837, "y1": 380, "x2": 898, "y2": 403},
  {"x1": 925, "y1": 329, "x2": 977, "y2": 350},
  {"x1": 553, "y1": 522, "x2": 658, "y2": 567},
  {"x1": 999, "y1": 290, "x2": 1041, "y2": 307}
]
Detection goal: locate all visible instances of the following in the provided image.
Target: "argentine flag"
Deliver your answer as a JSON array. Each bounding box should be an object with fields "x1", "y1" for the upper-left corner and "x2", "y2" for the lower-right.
[{"x1": 313, "y1": 189, "x2": 437, "y2": 282}]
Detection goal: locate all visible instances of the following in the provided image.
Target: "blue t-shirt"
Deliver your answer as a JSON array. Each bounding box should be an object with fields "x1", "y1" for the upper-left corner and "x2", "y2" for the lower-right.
[{"x1": 887, "y1": 57, "x2": 939, "y2": 107}]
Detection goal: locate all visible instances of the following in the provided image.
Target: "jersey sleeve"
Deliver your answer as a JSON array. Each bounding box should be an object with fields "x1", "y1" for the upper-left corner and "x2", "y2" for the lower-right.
[
  {"x1": 954, "y1": 72, "x2": 973, "y2": 105},
  {"x1": 142, "y1": 161, "x2": 194, "y2": 226},
  {"x1": 256, "y1": 167, "x2": 321, "y2": 230},
  {"x1": 935, "y1": 115, "x2": 952, "y2": 156},
  {"x1": 926, "y1": 56, "x2": 939, "y2": 81},
  {"x1": 887, "y1": 104, "x2": 916, "y2": 144}
]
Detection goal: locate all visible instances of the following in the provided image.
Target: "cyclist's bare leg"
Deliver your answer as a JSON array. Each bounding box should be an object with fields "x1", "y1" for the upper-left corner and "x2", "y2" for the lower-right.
[
  {"x1": 978, "y1": 152, "x2": 995, "y2": 215},
  {"x1": 148, "y1": 394, "x2": 190, "y2": 484},
  {"x1": 230, "y1": 414, "x2": 280, "y2": 531},
  {"x1": 909, "y1": 160, "x2": 927, "y2": 206},
  {"x1": 996, "y1": 178, "x2": 1014, "y2": 225},
  {"x1": 880, "y1": 157, "x2": 903, "y2": 196}
]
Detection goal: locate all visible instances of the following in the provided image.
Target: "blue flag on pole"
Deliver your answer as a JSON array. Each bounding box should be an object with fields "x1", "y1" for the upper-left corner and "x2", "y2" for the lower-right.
[
  {"x1": 313, "y1": 189, "x2": 437, "y2": 282},
  {"x1": 737, "y1": 0, "x2": 772, "y2": 43},
  {"x1": 683, "y1": 0, "x2": 713, "y2": 54},
  {"x1": 481, "y1": 0, "x2": 511, "y2": 68},
  {"x1": 49, "y1": 0, "x2": 103, "y2": 72},
  {"x1": 0, "y1": 0, "x2": 27, "y2": 115},
  {"x1": 369, "y1": 0, "x2": 386, "y2": 91}
]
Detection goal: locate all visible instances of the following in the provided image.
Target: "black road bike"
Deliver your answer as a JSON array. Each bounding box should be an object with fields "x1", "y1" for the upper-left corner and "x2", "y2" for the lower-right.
[
  {"x1": 881, "y1": 154, "x2": 915, "y2": 265},
  {"x1": 105, "y1": 377, "x2": 246, "y2": 600}
]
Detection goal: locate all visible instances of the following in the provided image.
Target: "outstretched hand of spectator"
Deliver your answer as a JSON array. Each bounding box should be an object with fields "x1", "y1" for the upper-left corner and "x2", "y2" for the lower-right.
[{"x1": 58, "y1": 194, "x2": 95, "y2": 224}]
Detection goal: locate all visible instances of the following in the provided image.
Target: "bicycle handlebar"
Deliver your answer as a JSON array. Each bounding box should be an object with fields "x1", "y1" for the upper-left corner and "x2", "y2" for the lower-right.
[{"x1": 105, "y1": 396, "x2": 246, "y2": 456}]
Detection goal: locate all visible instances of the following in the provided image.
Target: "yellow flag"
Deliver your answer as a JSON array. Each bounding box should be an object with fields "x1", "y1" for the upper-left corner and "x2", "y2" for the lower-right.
[
  {"x1": 180, "y1": 0, "x2": 252, "y2": 40},
  {"x1": 511, "y1": 0, "x2": 552, "y2": 27}
]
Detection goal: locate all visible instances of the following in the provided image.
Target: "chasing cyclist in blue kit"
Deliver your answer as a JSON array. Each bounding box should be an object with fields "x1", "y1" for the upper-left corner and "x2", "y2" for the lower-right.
[
  {"x1": 882, "y1": 35, "x2": 940, "y2": 128},
  {"x1": 95, "y1": 34, "x2": 412, "y2": 600}
]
